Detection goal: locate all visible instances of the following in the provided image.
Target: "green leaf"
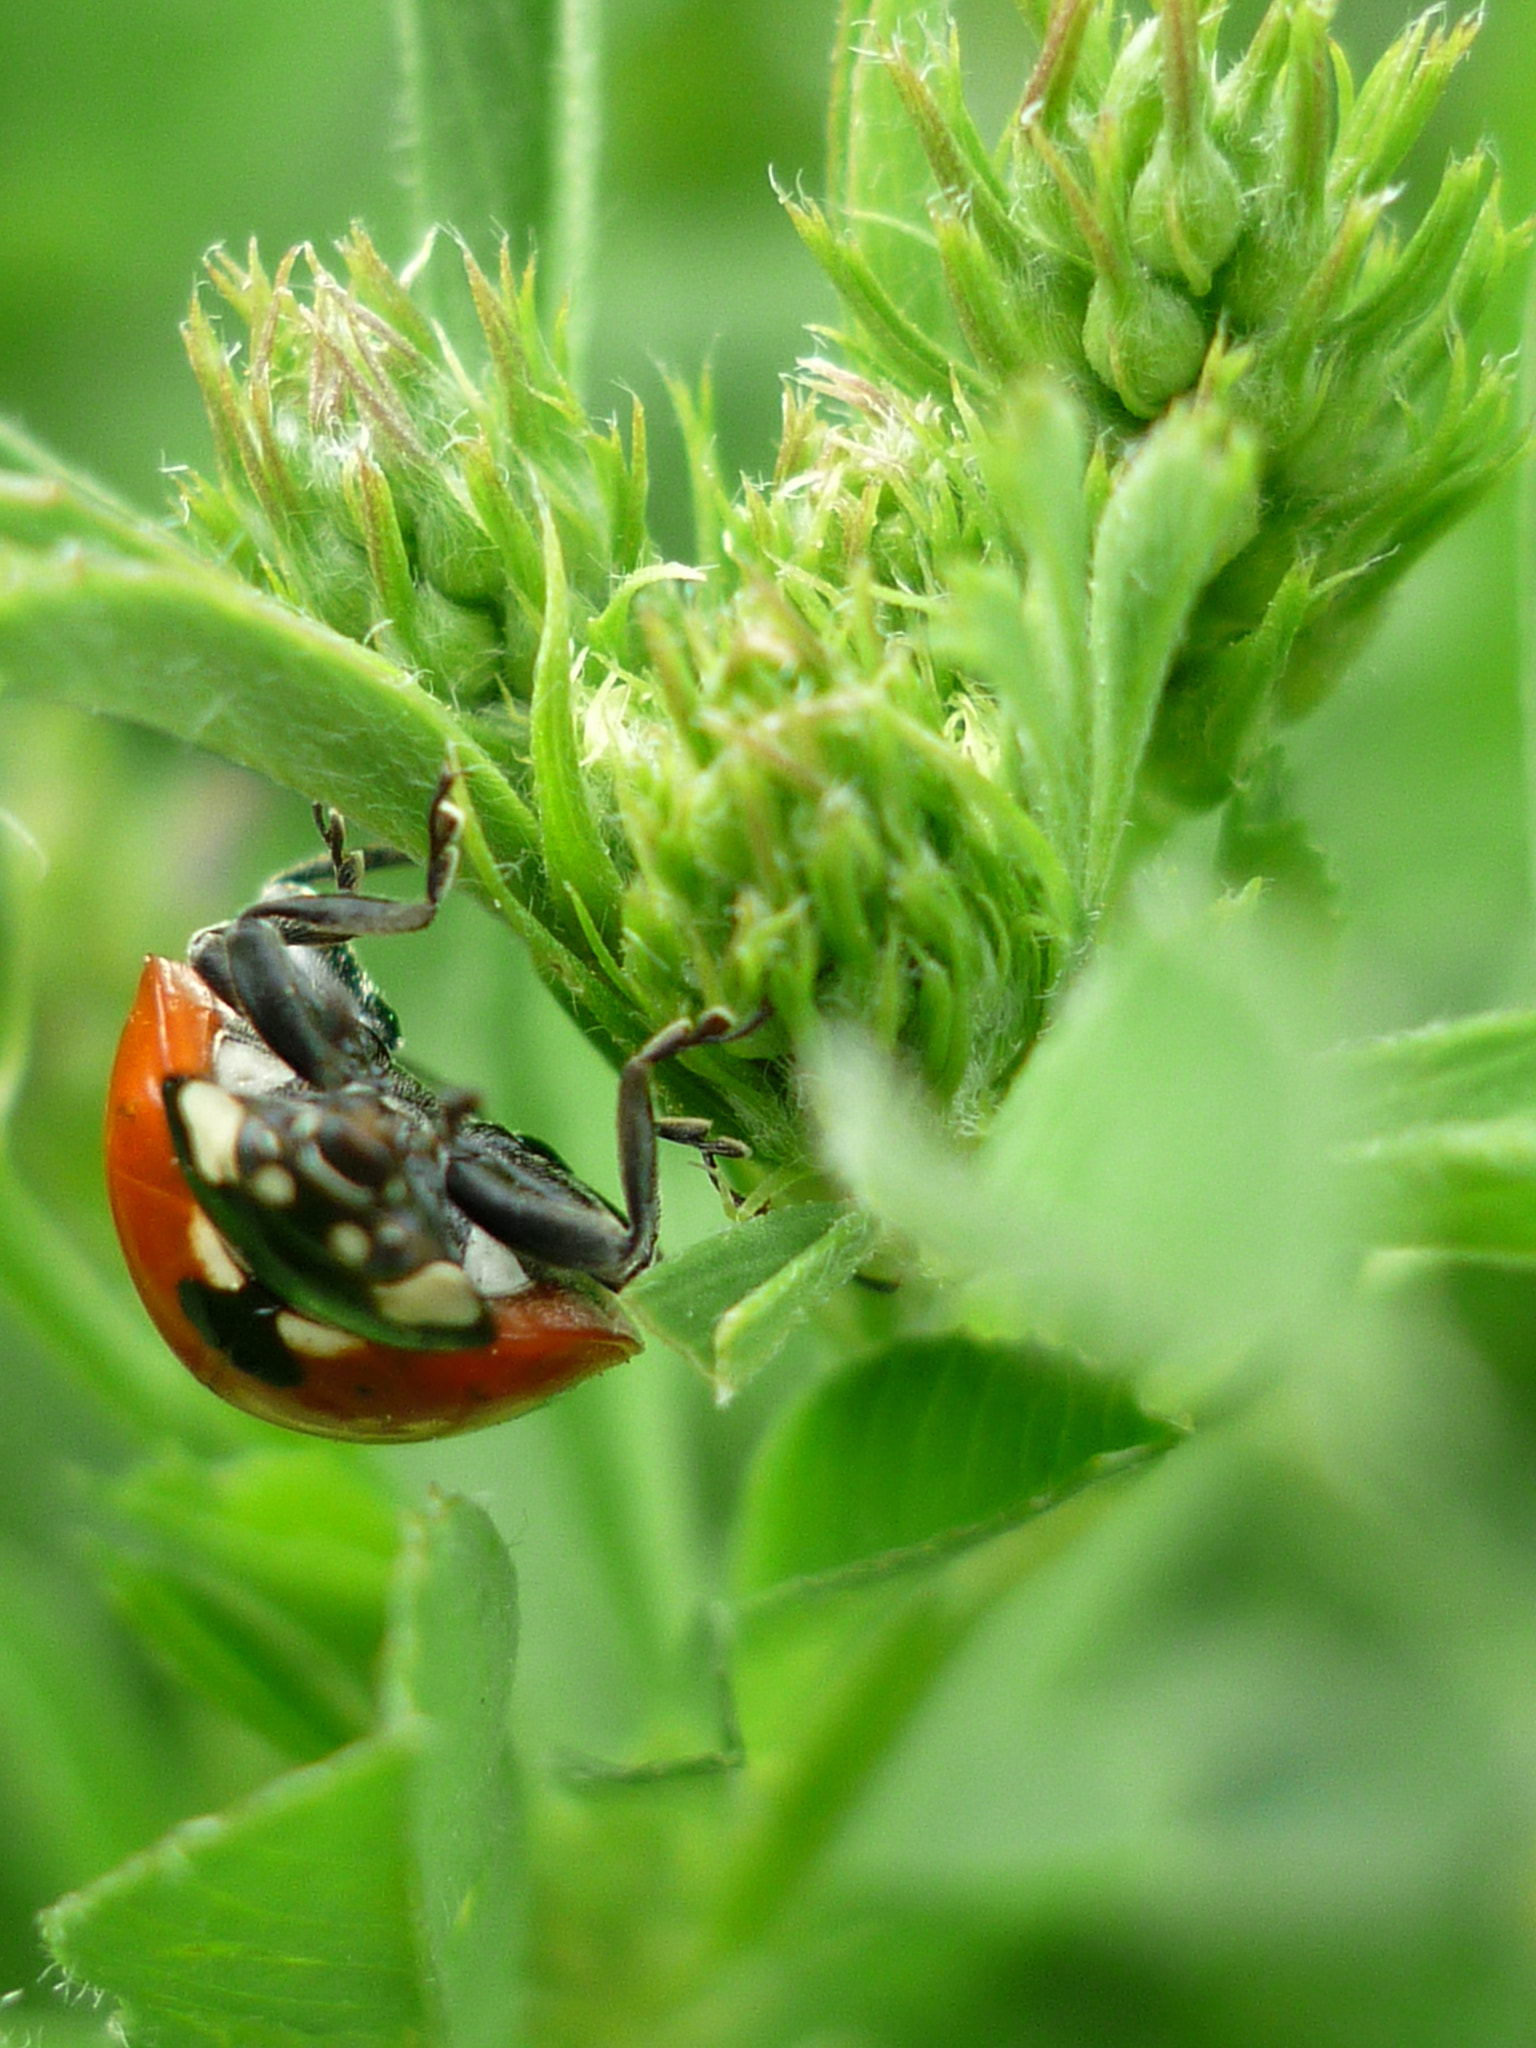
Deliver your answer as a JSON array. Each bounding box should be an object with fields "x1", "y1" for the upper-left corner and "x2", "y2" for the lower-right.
[
  {"x1": 734, "y1": 1334, "x2": 1178, "y2": 1598},
  {"x1": 0, "y1": 542, "x2": 632, "y2": 1033},
  {"x1": 827, "y1": 0, "x2": 955, "y2": 350},
  {"x1": 1344, "y1": 1011, "x2": 1536, "y2": 1135},
  {"x1": 395, "y1": 0, "x2": 558, "y2": 271},
  {"x1": 786, "y1": 199, "x2": 976, "y2": 402},
  {"x1": 394, "y1": 0, "x2": 603, "y2": 382},
  {"x1": 626, "y1": 1203, "x2": 876, "y2": 1389},
  {"x1": 0, "y1": 1543, "x2": 175, "y2": 1905},
  {"x1": 43, "y1": 1494, "x2": 524, "y2": 2048},
  {"x1": 115, "y1": 1450, "x2": 399, "y2": 1658},
  {"x1": 93, "y1": 1450, "x2": 398, "y2": 1760},
  {"x1": 1216, "y1": 743, "x2": 1340, "y2": 930},
  {"x1": 823, "y1": 1414, "x2": 1531, "y2": 2043},
  {"x1": 1523, "y1": 249, "x2": 1536, "y2": 899},
  {"x1": 0, "y1": 545, "x2": 535, "y2": 870},
  {"x1": 94, "y1": 1554, "x2": 374, "y2": 1762},
  {"x1": 1349, "y1": 1120, "x2": 1536, "y2": 1259},
  {"x1": 942, "y1": 384, "x2": 1093, "y2": 887},
  {"x1": 980, "y1": 380, "x2": 1091, "y2": 724},
  {"x1": 1085, "y1": 401, "x2": 1260, "y2": 906},
  {"x1": 0, "y1": 2014, "x2": 124, "y2": 2048},
  {"x1": 46, "y1": 1736, "x2": 428, "y2": 2048},
  {"x1": 1339, "y1": 1012, "x2": 1536, "y2": 1259},
  {"x1": 813, "y1": 898, "x2": 1341, "y2": 1413},
  {"x1": 0, "y1": 418, "x2": 184, "y2": 560},
  {"x1": 545, "y1": 0, "x2": 604, "y2": 385},
  {"x1": 0, "y1": 472, "x2": 184, "y2": 563},
  {"x1": 720, "y1": 1489, "x2": 1132, "y2": 1946},
  {"x1": 381, "y1": 1494, "x2": 524, "y2": 2048},
  {"x1": 712, "y1": 1208, "x2": 881, "y2": 1396},
  {"x1": 530, "y1": 503, "x2": 622, "y2": 948}
]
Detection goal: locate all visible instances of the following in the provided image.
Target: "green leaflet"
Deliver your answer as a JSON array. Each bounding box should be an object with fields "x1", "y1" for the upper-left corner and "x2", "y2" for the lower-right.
[
  {"x1": 734, "y1": 1333, "x2": 1177, "y2": 1597},
  {"x1": 627, "y1": 1201, "x2": 876, "y2": 1392},
  {"x1": 92, "y1": 1450, "x2": 398, "y2": 1762},
  {"x1": 44, "y1": 1494, "x2": 524, "y2": 2048},
  {"x1": 827, "y1": 0, "x2": 957, "y2": 350},
  {"x1": 1341, "y1": 1012, "x2": 1536, "y2": 1259},
  {"x1": 1084, "y1": 401, "x2": 1259, "y2": 905},
  {"x1": 529, "y1": 502, "x2": 623, "y2": 949}
]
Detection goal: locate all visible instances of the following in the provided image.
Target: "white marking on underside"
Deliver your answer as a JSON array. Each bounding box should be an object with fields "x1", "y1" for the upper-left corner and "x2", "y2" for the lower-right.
[
  {"x1": 178, "y1": 1080, "x2": 246, "y2": 1187},
  {"x1": 189, "y1": 1208, "x2": 245, "y2": 1292},
  {"x1": 461, "y1": 1227, "x2": 530, "y2": 1300},
  {"x1": 212, "y1": 1030, "x2": 294, "y2": 1094},
  {"x1": 327, "y1": 1222, "x2": 373, "y2": 1268},
  {"x1": 276, "y1": 1312, "x2": 365, "y2": 1358},
  {"x1": 373, "y1": 1260, "x2": 484, "y2": 1329}
]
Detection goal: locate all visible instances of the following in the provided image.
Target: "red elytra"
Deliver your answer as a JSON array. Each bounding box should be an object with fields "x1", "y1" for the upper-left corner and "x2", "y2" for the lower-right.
[{"x1": 104, "y1": 956, "x2": 640, "y2": 1442}]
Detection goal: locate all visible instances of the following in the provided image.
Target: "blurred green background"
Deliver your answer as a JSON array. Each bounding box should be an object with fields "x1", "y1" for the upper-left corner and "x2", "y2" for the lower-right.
[{"x1": 1, "y1": 0, "x2": 1534, "y2": 2035}]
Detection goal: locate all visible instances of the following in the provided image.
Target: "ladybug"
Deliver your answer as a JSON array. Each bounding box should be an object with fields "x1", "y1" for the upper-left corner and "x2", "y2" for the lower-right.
[{"x1": 104, "y1": 769, "x2": 751, "y2": 1441}]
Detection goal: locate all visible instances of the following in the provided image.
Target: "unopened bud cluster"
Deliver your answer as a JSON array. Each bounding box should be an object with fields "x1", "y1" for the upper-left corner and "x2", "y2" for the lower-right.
[
  {"x1": 180, "y1": 2, "x2": 1526, "y2": 1177},
  {"x1": 184, "y1": 232, "x2": 646, "y2": 719},
  {"x1": 593, "y1": 369, "x2": 1060, "y2": 1141},
  {"x1": 796, "y1": 0, "x2": 1527, "y2": 803}
]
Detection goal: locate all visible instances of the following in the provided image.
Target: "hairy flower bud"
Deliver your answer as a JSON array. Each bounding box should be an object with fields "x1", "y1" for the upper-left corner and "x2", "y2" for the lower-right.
[
  {"x1": 181, "y1": 233, "x2": 646, "y2": 718},
  {"x1": 1128, "y1": 125, "x2": 1244, "y2": 296},
  {"x1": 176, "y1": 4, "x2": 1528, "y2": 1183},
  {"x1": 797, "y1": 1, "x2": 1527, "y2": 812},
  {"x1": 1083, "y1": 266, "x2": 1209, "y2": 417}
]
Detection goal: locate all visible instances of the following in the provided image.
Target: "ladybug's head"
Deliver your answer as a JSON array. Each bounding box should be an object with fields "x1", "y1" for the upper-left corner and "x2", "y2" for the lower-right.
[{"x1": 188, "y1": 914, "x2": 401, "y2": 1081}]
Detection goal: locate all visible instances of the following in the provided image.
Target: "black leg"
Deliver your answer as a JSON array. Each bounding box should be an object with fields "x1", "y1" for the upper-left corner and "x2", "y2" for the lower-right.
[
  {"x1": 243, "y1": 768, "x2": 465, "y2": 948},
  {"x1": 610, "y1": 1007, "x2": 765, "y2": 1284},
  {"x1": 446, "y1": 1008, "x2": 764, "y2": 1289}
]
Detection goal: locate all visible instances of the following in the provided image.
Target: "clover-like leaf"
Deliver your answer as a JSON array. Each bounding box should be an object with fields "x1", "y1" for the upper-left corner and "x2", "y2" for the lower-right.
[
  {"x1": 43, "y1": 1494, "x2": 523, "y2": 2048},
  {"x1": 627, "y1": 1202, "x2": 877, "y2": 1392},
  {"x1": 734, "y1": 1333, "x2": 1177, "y2": 1597}
]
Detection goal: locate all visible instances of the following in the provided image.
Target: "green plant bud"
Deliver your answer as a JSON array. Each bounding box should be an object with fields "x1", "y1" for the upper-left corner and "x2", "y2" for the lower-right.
[
  {"x1": 1083, "y1": 268, "x2": 1209, "y2": 417},
  {"x1": 167, "y1": 0, "x2": 1526, "y2": 1183},
  {"x1": 1101, "y1": 16, "x2": 1167, "y2": 168},
  {"x1": 1128, "y1": 125, "x2": 1245, "y2": 295},
  {"x1": 933, "y1": 211, "x2": 1081, "y2": 381},
  {"x1": 1213, "y1": 2, "x2": 1291, "y2": 164},
  {"x1": 1336, "y1": 154, "x2": 1491, "y2": 354},
  {"x1": 594, "y1": 563, "x2": 1061, "y2": 1160},
  {"x1": 410, "y1": 582, "x2": 506, "y2": 704},
  {"x1": 407, "y1": 479, "x2": 507, "y2": 611},
  {"x1": 343, "y1": 446, "x2": 418, "y2": 646},
  {"x1": 180, "y1": 233, "x2": 649, "y2": 709},
  {"x1": 1330, "y1": 9, "x2": 1481, "y2": 202},
  {"x1": 285, "y1": 520, "x2": 382, "y2": 645},
  {"x1": 806, "y1": 789, "x2": 884, "y2": 982}
]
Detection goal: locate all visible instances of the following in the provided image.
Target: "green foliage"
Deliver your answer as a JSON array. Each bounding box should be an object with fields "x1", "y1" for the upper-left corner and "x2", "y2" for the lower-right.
[
  {"x1": 91, "y1": 1450, "x2": 397, "y2": 1760},
  {"x1": 734, "y1": 1332, "x2": 1177, "y2": 1593},
  {"x1": 2, "y1": 1, "x2": 1521, "y2": 1187},
  {"x1": 626, "y1": 1200, "x2": 879, "y2": 1392},
  {"x1": 44, "y1": 1495, "x2": 523, "y2": 2048},
  {"x1": 1341, "y1": 1010, "x2": 1536, "y2": 1257},
  {"x1": 805, "y1": 0, "x2": 1529, "y2": 800}
]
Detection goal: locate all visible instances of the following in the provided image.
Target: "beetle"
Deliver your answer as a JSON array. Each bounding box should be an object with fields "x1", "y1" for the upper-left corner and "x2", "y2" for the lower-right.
[{"x1": 104, "y1": 769, "x2": 751, "y2": 1441}]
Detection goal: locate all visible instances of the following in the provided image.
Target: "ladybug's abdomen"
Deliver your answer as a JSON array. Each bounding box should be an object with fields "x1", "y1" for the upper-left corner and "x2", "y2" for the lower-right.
[{"x1": 105, "y1": 958, "x2": 639, "y2": 1442}]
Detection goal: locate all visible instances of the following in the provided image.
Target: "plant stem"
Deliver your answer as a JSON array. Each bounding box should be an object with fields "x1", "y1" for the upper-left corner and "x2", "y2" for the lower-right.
[{"x1": 548, "y1": 0, "x2": 603, "y2": 392}]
